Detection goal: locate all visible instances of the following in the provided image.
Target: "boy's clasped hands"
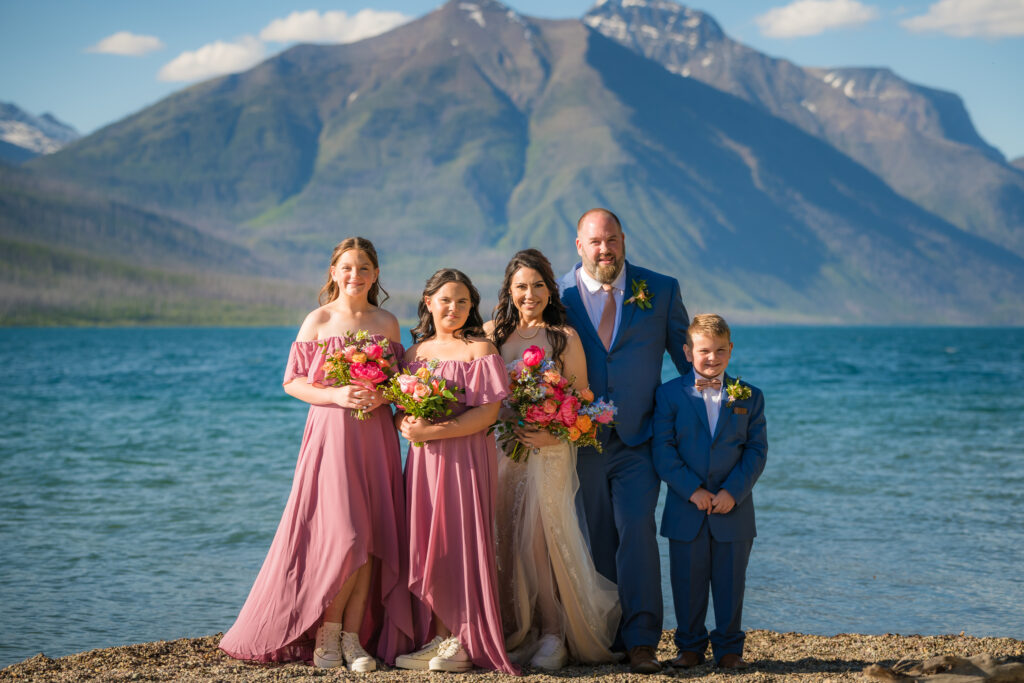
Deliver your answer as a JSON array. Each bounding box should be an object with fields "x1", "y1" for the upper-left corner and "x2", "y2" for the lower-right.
[{"x1": 689, "y1": 487, "x2": 736, "y2": 514}]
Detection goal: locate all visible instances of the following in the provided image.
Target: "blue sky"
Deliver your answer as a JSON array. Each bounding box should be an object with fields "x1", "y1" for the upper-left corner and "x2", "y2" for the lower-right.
[{"x1": 2, "y1": 0, "x2": 1023, "y2": 160}]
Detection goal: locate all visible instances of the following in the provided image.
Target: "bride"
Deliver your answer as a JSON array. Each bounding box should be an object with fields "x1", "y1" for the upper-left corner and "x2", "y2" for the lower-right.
[{"x1": 484, "y1": 249, "x2": 620, "y2": 670}]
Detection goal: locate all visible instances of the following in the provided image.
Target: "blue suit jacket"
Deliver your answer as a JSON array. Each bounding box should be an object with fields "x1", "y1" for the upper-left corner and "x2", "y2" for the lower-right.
[
  {"x1": 652, "y1": 371, "x2": 768, "y2": 542},
  {"x1": 558, "y1": 261, "x2": 690, "y2": 447}
]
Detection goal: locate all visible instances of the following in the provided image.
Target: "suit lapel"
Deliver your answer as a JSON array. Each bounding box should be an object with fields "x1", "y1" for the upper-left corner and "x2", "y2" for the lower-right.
[
  {"x1": 565, "y1": 265, "x2": 605, "y2": 351},
  {"x1": 612, "y1": 261, "x2": 638, "y2": 351},
  {"x1": 682, "y1": 370, "x2": 712, "y2": 436}
]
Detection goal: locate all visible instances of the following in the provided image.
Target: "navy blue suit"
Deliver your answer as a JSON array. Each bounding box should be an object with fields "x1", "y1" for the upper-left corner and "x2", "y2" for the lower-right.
[
  {"x1": 559, "y1": 261, "x2": 689, "y2": 650},
  {"x1": 652, "y1": 371, "x2": 767, "y2": 660}
]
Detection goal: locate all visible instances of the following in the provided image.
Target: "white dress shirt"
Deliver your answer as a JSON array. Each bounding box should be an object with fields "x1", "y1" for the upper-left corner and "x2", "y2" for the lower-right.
[
  {"x1": 696, "y1": 372, "x2": 725, "y2": 434},
  {"x1": 576, "y1": 265, "x2": 627, "y2": 346}
]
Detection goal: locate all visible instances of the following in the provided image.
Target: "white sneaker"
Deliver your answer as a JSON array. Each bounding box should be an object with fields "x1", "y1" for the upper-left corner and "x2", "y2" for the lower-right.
[
  {"x1": 395, "y1": 635, "x2": 445, "y2": 671},
  {"x1": 341, "y1": 631, "x2": 377, "y2": 672},
  {"x1": 313, "y1": 622, "x2": 343, "y2": 669},
  {"x1": 530, "y1": 633, "x2": 568, "y2": 670},
  {"x1": 429, "y1": 636, "x2": 472, "y2": 672}
]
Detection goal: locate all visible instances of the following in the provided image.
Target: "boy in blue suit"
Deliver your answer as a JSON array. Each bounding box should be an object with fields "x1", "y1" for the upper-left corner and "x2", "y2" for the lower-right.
[{"x1": 652, "y1": 314, "x2": 767, "y2": 670}]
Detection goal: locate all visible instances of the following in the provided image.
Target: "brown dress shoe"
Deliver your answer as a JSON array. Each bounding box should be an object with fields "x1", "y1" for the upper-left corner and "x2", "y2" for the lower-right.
[
  {"x1": 628, "y1": 646, "x2": 662, "y2": 674},
  {"x1": 669, "y1": 651, "x2": 706, "y2": 669},
  {"x1": 717, "y1": 653, "x2": 750, "y2": 669}
]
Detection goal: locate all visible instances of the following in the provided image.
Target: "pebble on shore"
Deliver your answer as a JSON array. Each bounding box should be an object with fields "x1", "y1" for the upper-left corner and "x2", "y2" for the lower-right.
[{"x1": 2, "y1": 630, "x2": 1022, "y2": 682}]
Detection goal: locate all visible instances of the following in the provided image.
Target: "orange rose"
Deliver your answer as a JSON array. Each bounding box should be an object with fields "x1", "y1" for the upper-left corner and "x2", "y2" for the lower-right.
[
  {"x1": 578, "y1": 388, "x2": 594, "y2": 403},
  {"x1": 568, "y1": 426, "x2": 582, "y2": 441},
  {"x1": 415, "y1": 366, "x2": 431, "y2": 380},
  {"x1": 574, "y1": 415, "x2": 592, "y2": 433},
  {"x1": 351, "y1": 352, "x2": 368, "y2": 364}
]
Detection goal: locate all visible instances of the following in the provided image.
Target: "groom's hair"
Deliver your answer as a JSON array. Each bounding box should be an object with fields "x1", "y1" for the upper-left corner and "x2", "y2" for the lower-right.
[
  {"x1": 687, "y1": 314, "x2": 731, "y2": 345},
  {"x1": 577, "y1": 208, "x2": 622, "y2": 232}
]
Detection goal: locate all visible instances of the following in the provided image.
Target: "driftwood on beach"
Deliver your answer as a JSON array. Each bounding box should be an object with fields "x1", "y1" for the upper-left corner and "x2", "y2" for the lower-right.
[{"x1": 2, "y1": 629, "x2": 1022, "y2": 682}]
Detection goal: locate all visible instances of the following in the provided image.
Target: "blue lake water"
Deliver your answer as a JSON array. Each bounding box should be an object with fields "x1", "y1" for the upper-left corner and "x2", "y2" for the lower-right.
[{"x1": 1, "y1": 326, "x2": 1023, "y2": 667}]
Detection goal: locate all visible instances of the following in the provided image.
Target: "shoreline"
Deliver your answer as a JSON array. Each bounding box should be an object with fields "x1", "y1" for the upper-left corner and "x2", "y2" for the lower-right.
[{"x1": 3, "y1": 630, "x2": 1022, "y2": 682}]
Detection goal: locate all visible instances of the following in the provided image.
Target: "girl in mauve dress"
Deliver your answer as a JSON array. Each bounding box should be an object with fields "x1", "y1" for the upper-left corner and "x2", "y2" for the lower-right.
[
  {"x1": 393, "y1": 268, "x2": 518, "y2": 675},
  {"x1": 219, "y1": 237, "x2": 413, "y2": 671}
]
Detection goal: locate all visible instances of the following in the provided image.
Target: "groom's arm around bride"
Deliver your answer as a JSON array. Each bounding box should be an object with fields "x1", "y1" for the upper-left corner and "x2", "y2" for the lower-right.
[{"x1": 558, "y1": 208, "x2": 689, "y2": 674}]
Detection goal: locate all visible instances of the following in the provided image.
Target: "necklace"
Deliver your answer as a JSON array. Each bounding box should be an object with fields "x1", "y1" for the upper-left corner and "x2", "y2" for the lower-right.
[{"x1": 515, "y1": 325, "x2": 544, "y2": 340}]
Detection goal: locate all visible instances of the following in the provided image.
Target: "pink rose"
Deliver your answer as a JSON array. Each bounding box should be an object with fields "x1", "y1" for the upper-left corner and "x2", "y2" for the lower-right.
[
  {"x1": 552, "y1": 386, "x2": 566, "y2": 402},
  {"x1": 364, "y1": 343, "x2": 383, "y2": 361},
  {"x1": 525, "y1": 405, "x2": 555, "y2": 425},
  {"x1": 558, "y1": 396, "x2": 580, "y2": 427},
  {"x1": 342, "y1": 345, "x2": 359, "y2": 361},
  {"x1": 542, "y1": 399, "x2": 558, "y2": 414},
  {"x1": 398, "y1": 374, "x2": 419, "y2": 395},
  {"x1": 595, "y1": 409, "x2": 614, "y2": 425},
  {"x1": 350, "y1": 362, "x2": 386, "y2": 385},
  {"x1": 522, "y1": 345, "x2": 545, "y2": 368},
  {"x1": 542, "y1": 370, "x2": 562, "y2": 385},
  {"x1": 412, "y1": 382, "x2": 430, "y2": 400}
]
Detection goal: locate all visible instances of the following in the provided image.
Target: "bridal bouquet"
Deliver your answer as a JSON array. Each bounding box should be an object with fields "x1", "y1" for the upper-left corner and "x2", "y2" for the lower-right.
[
  {"x1": 381, "y1": 361, "x2": 462, "y2": 446},
  {"x1": 320, "y1": 330, "x2": 397, "y2": 420},
  {"x1": 493, "y1": 345, "x2": 616, "y2": 462}
]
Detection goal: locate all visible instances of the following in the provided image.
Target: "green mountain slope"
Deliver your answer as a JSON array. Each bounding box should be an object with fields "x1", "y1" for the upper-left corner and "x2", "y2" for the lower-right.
[{"x1": 21, "y1": 0, "x2": 1024, "y2": 324}]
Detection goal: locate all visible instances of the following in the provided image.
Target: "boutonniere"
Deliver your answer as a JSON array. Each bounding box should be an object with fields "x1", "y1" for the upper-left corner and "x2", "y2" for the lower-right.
[
  {"x1": 725, "y1": 377, "x2": 752, "y2": 408},
  {"x1": 624, "y1": 279, "x2": 653, "y2": 310}
]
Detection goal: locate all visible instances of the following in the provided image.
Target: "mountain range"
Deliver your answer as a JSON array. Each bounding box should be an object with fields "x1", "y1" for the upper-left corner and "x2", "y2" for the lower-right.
[
  {"x1": 0, "y1": 102, "x2": 79, "y2": 164},
  {"x1": 8, "y1": 0, "x2": 1024, "y2": 325}
]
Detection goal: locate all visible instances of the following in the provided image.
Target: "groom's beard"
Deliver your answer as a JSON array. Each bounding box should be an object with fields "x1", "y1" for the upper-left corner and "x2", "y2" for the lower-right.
[{"x1": 591, "y1": 253, "x2": 624, "y2": 284}]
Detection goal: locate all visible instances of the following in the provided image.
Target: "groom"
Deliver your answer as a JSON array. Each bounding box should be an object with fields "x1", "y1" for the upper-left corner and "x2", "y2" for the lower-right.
[{"x1": 559, "y1": 208, "x2": 690, "y2": 673}]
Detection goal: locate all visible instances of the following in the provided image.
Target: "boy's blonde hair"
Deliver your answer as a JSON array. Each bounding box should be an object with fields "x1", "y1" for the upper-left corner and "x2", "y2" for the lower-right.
[{"x1": 686, "y1": 314, "x2": 731, "y2": 345}]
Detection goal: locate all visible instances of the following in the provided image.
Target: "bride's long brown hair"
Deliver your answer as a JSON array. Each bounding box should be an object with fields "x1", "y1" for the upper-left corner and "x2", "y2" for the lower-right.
[
  {"x1": 317, "y1": 237, "x2": 389, "y2": 306},
  {"x1": 490, "y1": 249, "x2": 569, "y2": 367}
]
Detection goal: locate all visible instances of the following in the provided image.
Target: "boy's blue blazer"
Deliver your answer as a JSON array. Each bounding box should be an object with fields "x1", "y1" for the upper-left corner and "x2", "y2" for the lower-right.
[{"x1": 652, "y1": 370, "x2": 768, "y2": 543}]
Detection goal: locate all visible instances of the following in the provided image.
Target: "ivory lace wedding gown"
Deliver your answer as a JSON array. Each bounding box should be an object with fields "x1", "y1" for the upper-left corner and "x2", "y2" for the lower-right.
[{"x1": 495, "y1": 441, "x2": 621, "y2": 664}]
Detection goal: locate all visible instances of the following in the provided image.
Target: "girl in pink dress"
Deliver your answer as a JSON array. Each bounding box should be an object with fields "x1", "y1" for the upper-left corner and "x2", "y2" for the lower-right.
[
  {"x1": 219, "y1": 237, "x2": 413, "y2": 670},
  {"x1": 393, "y1": 269, "x2": 519, "y2": 675}
]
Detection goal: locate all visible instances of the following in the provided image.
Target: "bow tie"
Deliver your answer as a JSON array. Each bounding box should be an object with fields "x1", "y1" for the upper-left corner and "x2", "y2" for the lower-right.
[{"x1": 695, "y1": 377, "x2": 722, "y2": 392}]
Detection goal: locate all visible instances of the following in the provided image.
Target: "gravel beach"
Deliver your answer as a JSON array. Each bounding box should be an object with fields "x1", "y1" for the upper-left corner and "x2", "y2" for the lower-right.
[{"x1": 3, "y1": 630, "x2": 1022, "y2": 682}]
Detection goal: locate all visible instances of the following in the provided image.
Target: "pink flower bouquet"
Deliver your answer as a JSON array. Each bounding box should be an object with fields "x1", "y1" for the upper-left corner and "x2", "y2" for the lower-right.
[
  {"x1": 381, "y1": 361, "x2": 462, "y2": 446},
  {"x1": 494, "y1": 345, "x2": 616, "y2": 462},
  {"x1": 320, "y1": 330, "x2": 397, "y2": 420}
]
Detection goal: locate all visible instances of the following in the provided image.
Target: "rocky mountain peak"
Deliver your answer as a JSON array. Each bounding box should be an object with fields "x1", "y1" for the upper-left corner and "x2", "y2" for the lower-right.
[{"x1": 584, "y1": 0, "x2": 724, "y2": 51}]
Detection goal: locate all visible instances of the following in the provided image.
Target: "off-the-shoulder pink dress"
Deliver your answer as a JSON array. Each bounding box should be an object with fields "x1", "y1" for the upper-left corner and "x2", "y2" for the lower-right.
[
  {"x1": 402, "y1": 354, "x2": 518, "y2": 675},
  {"x1": 219, "y1": 337, "x2": 414, "y2": 665}
]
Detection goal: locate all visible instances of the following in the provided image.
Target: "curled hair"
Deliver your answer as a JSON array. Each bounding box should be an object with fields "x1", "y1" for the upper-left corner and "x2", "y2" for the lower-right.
[
  {"x1": 491, "y1": 249, "x2": 569, "y2": 368},
  {"x1": 318, "y1": 237, "x2": 389, "y2": 307},
  {"x1": 687, "y1": 313, "x2": 731, "y2": 345},
  {"x1": 411, "y1": 268, "x2": 485, "y2": 344}
]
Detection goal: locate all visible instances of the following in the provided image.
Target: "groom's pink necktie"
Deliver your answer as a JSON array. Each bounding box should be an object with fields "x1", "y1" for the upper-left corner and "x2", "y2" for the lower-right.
[{"x1": 598, "y1": 284, "x2": 616, "y2": 350}]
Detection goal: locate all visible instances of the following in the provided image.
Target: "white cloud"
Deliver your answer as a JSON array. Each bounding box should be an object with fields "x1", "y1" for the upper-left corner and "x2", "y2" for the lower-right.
[
  {"x1": 87, "y1": 31, "x2": 164, "y2": 56},
  {"x1": 259, "y1": 9, "x2": 410, "y2": 44},
  {"x1": 158, "y1": 36, "x2": 265, "y2": 82},
  {"x1": 756, "y1": 0, "x2": 880, "y2": 38},
  {"x1": 901, "y1": 0, "x2": 1024, "y2": 37}
]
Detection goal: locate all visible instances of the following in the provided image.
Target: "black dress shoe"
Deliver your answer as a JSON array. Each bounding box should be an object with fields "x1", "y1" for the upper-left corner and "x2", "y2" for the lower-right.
[
  {"x1": 628, "y1": 646, "x2": 662, "y2": 674},
  {"x1": 669, "y1": 651, "x2": 706, "y2": 669}
]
